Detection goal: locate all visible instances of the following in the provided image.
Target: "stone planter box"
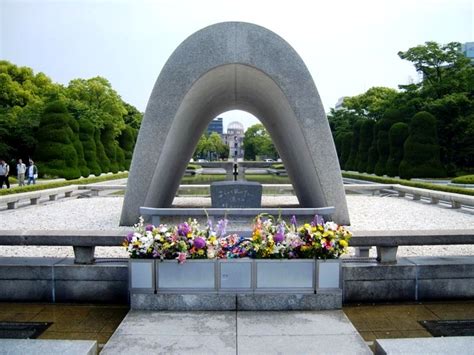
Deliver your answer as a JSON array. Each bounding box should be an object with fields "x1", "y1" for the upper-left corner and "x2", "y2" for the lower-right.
[
  {"x1": 316, "y1": 259, "x2": 342, "y2": 291},
  {"x1": 254, "y1": 259, "x2": 315, "y2": 293},
  {"x1": 156, "y1": 260, "x2": 216, "y2": 293},
  {"x1": 129, "y1": 259, "x2": 155, "y2": 294},
  {"x1": 218, "y1": 259, "x2": 253, "y2": 292},
  {"x1": 129, "y1": 259, "x2": 342, "y2": 294}
]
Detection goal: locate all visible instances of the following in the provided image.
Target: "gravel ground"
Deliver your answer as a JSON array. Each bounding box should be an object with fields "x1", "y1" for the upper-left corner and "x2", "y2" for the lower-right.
[{"x1": 0, "y1": 194, "x2": 472, "y2": 258}]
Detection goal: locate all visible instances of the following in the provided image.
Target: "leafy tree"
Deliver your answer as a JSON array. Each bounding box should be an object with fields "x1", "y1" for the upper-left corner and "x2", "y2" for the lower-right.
[
  {"x1": 243, "y1": 124, "x2": 277, "y2": 160},
  {"x1": 386, "y1": 122, "x2": 409, "y2": 177},
  {"x1": 357, "y1": 119, "x2": 375, "y2": 173},
  {"x1": 399, "y1": 111, "x2": 445, "y2": 179},
  {"x1": 343, "y1": 87, "x2": 398, "y2": 121},
  {"x1": 35, "y1": 101, "x2": 81, "y2": 179}
]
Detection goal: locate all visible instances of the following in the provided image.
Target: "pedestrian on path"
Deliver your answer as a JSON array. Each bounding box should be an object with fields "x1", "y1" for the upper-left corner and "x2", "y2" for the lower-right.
[
  {"x1": 17, "y1": 158, "x2": 26, "y2": 186},
  {"x1": 27, "y1": 159, "x2": 38, "y2": 185},
  {"x1": 0, "y1": 159, "x2": 10, "y2": 188}
]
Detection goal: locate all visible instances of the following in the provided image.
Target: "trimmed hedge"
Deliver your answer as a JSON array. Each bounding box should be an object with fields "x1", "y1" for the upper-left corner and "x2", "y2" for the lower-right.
[
  {"x1": 386, "y1": 122, "x2": 409, "y2": 177},
  {"x1": 187, "y1": 164, "x2": 203, "y2": 170},
  {"x1": 399, "y1": 111, "x2": 446, "y2": 179},
  {"x1": 79, "y1": 118, "x2": 101, "y2": 176},
  {"x1": 357, "y1": 120, "x2": 375, "y2": 173},
  {"x1": 0, "y1": 172, "x2": 128, "y2": 196},
  {"x1": 452, "y1": 175, "x2": 474, "y2": 184},
  {"x1": 342, "y1": 171, "x2": 474, "y2": 196},
  {"x1": 374, "y1": 119, "x2": 392, "y2": 176},
  {"x1": 35, "y1": 101, "x2": 81, "y2": 180},
  {"x1": 366, "y1": 122, "x2": 379, "y2": 174},
  {"x1": 340, "y1": 132, "x2": 353, "y2": 170},
  {"x1": 344, "y1": 120, "x2": 362, "y2": 171}
]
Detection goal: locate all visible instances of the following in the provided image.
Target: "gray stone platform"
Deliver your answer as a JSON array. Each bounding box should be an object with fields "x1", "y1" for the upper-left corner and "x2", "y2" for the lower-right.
[
  {"x1": 375, "y1": 336, "x2": 474, "y2": 355},
  {"x1": 0, "y1": 339, "x2": 97, "y2": 355},
  {"x1": 102, "y1": 310, "x2": 371, "y2": 354},
  {"x1": 131, "y1": 291, "x2": 342, "y2": 311}
]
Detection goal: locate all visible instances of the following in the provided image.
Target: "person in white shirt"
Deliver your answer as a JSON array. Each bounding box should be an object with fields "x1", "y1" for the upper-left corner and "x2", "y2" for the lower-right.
[
  {"x1": 0, "y1": 159, "x2": 10, "y2": 189},
  {"x1": 27, "y1": 160, "x2": 38, "y2": 185},
  {"x1": 17, "y1": 158, "x2": 26, "y2": 186}
]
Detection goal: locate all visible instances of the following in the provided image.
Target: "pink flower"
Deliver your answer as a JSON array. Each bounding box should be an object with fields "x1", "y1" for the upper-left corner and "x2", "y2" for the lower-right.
[{"x1": 176, "y1": 252, "x2": 187, "y2": 264}]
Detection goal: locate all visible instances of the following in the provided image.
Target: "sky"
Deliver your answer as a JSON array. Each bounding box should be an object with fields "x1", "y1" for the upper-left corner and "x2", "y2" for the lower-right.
[{"x1": 1, "y1": 0, "x2": 472, "y2": 131}]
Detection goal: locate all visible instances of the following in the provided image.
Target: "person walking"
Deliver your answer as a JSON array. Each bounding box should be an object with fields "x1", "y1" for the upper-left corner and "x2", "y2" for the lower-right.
[
  {"x1": 27, "y1": 159, "x2": 38, "y2": 185},
  {"x1": 16, "y1": 158, "x2": 26, "y2": 186},
  {"x1": 0, "y1": 159, "x2": 10, "y2": 188}
]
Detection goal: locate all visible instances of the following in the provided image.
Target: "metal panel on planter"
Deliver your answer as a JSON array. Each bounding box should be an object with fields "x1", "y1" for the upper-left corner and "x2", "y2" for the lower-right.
[
  {"x1": 129, "y1": 259, "x2": 155, "y2": 293},
  {"x1": 218, "y1": 259, "x2": 252, "y2": 292},
  {"x1": 316, "y1": 259, "x2": 342, "y2": 291},
  {"x1": 255, "y1": 260, "x2": 315, "y2": 293},
  {"x1": 156, "y1": 260, "x2": 216, "y2": 292}
]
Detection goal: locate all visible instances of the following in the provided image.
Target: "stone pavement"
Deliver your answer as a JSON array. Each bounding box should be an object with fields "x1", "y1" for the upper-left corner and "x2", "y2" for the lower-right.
[{"x1": 102, "y1": 310, "x2": 371, "y2": 354}]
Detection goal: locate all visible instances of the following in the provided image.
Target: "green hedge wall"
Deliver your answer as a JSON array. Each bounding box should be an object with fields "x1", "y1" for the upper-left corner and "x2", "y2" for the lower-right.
[
  {"x1": 399, "y1": 111, "x2": 446, "y2": 179},
  {"x1": 386, "y1": 122, "x2": 409, "y2": 177}
]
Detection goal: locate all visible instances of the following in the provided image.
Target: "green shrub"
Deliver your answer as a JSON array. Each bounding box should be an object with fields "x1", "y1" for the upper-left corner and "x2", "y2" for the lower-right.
[
  {"x1": 374, "y1": 119, "x2": 392, "y2": 176},
  {"x1": 35, "y1": 101, "x2": 81, "y2": 180},
  {"x1": 69, "y1": 117, "x2": 89, "y2": 177},
  {"x1": 386, "y1": 122, "x2": 409, "y2": 177},
  {"x1": 187, "y1": 164, "x2": 202, "y2": 170},
  {"x1": 342, "y1": 172, "x2": 474, "y2": 196},
  {"x1": 0, "y1": 172, "x2": 128, "y2": 196},
  {"x1": 366, "y1": 122, "x2": 380, "y2": 174},
  {"x1": 399, "y1": 111, "x2": 446, "y2": 179},
  {"x1": 340, "y1": 132, "x2": 353, "y2": 170},
  {"x1": 79, "y1": 118, "x2": 101, "y2": 176},
  {"x1": 357, "y1": 120, "x2": 375, "y2": 173},
  {"x1": 119, "y1": 125, "x2": 136, "y2": 169},
  {"x1": 451, "y1": 175, "x2": 474, "y2": 184},
  {"x1": 344, "y1": 121, "x2": 362, "y2": 171},
  {"x1": 95, "y1": 129, "x2": 110, "y2": 173},
  {"x1": 271, "y1": 163, "x2": 285, "y2": 170},
  {"x1": 101, "y1": 124, "x2": 119, "y2": 173}
]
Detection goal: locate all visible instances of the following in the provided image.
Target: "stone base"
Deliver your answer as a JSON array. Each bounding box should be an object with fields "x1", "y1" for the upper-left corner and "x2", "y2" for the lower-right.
[
  {"x1": 0, "y1": 339, "x2": 97, "y2": 355},
  {"x1": 131, "y1": 291, "x2": 342, "y2": 311},
  {"x1": 375, "y1": 336, "x2": 474, "y2": 355}
]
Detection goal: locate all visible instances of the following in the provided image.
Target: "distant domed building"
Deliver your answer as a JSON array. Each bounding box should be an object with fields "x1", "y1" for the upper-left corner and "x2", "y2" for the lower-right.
[{"x1": 223, "y1": 121, "x2": 245, "y2": 160}]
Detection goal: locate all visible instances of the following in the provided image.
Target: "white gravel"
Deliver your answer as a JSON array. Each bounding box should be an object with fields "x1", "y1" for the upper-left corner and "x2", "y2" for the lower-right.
[{"x1": 0, "y1": 194, "x2": 473, "y2": 258}]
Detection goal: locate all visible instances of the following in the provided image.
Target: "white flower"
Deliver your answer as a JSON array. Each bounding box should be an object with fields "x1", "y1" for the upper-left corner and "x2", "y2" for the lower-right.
[{"x1": 325, "y1": 221, "x2": 338, "y2": 231}]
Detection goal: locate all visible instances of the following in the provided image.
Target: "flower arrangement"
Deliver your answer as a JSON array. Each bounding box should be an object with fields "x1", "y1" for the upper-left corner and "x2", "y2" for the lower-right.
[
  {"x1": 123, "y1": 215, "x2": 352, "y2": 263},
  {"x1": 250, "y1": 214, "x2": 351, "y2": 259}
]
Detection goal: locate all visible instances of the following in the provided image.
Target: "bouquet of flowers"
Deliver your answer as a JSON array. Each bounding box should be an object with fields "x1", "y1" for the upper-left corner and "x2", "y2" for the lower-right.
[{"x1": 249, "y1": 214, "x2": 351, "y2": 259}]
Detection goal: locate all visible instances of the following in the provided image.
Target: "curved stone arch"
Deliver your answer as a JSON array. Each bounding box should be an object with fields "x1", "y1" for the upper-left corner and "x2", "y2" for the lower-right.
[{"x1": 120, "y1": 22, "x2": 350, "y2": 225}]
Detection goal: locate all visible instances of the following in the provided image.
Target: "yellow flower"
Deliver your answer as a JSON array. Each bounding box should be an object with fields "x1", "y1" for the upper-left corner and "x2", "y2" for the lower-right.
[
  {"x1": 198, "y1": 249, "x2": 205, "y2": 256},
  {"x1": 304, "y1": 223, "x2": 311, "y2": 229},
  {"x1": 339, "y1": 240, "x2": 348, "y2": 248}
]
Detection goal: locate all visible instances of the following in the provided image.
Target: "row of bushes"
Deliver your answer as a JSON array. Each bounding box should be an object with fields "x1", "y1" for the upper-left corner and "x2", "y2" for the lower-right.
[
  {"x1": 0, "y1": 172, "x2": 128, "y2": 196},
  {"x1": 336, "y1": 111, "x2": 445, "y2": 179},
  {"x1": 452, "y1": 175, "x2": 474, "y2": 184},
  {"x1": 35, "y1": 101, "x2": 137, "y2": 180},
  {"x1": 342, "y1": 172, "x2": 474, "y2": 197}
]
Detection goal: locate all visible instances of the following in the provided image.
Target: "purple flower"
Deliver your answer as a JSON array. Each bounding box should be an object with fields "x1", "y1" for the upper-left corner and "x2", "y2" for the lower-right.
[
  {"x1": 145, "y1": 224, "x2": 154, "y2": 232},
  {"x1": 274, "y1": 232, "x2": 284, "y2": 244},
  {"x1": 178, "y1": 223, "x2": 191, "y2": 236},
  {"x1": 126, "y1": 232, "x2": 134, "y2": 242},
  {"x1": 216, "y1": 219, "x2": 228, "y2": 237},
  {"x1": 290, "y1": 215, "x2": 297, "y2": 226},
  {"x1": 274, "y1": 223, "x2": 285, "y2": 243},
  {"x1": 193, "y1": 237, "x2": 206, "y2": 249},
  {"x1": 207, "y1": 219, "x2": 213, "y2": 230}
]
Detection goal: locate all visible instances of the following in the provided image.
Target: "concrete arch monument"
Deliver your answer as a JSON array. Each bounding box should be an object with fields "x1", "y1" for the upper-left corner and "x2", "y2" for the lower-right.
[{"x1": 120, "y1": 22, "x2": 350, "y2": 226}]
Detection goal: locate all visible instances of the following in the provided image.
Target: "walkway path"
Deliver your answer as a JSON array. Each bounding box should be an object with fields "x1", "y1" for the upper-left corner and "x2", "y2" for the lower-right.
[{"x1": 101, "y1": 310, "x2": 371, "y2": 354}]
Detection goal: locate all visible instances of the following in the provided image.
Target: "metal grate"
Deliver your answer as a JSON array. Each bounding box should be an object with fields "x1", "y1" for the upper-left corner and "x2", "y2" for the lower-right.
[
  {"x1": 420, "y1": 320, "x2": 474, "y2": 337},
  {"x1": 0, "y1": 322, "x2": 51, "y2": 339}
]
